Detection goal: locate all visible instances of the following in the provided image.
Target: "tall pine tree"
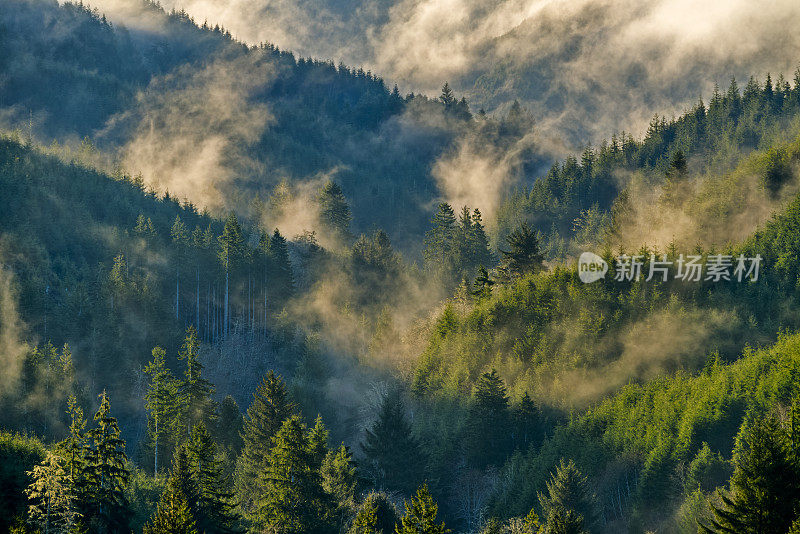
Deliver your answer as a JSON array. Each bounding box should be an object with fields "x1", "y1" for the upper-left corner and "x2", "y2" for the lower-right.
[{"x1": 235, "y1": 370, "x2": 296, "y2": 518}]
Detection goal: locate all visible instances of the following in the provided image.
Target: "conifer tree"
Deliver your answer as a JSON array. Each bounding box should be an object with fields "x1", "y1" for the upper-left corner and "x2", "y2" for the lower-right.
[
  {"x1": 255, "y1": 416, "x2": 331, "y2": 533},
  {"x1": 26, "y1": 452, "x2": 81, "y2": 534},
  {"x1": 538, "y1": 460, "x2": 598, "y2": 532},
  {"x1": 541, "y1": 507, "x2": 587, "y2": 534},
  {"x1": 143, "y1": 484, "x2": 198, "y2": 534},
  {"x1": 187, "y1": 423, "x2": 239, "y2": 533},
  {"x1": 177, "y1": 326, "x2": 216, "y2": 437},
  {"x1": 469, "y1": 209, "x2": 493, "y2": 268},
  {"x1": 171, "y1": 215, "x2": 188, "y2": 320},
  {"x1": 423, "y1": 203, "x2": 457, "y2": 285},
  {"x1": 471, "y1": 266, "x2": 494, "y2": 299},
  {"x1": 350, "y1": 498, "x2": 381, "y2": 534},
  {"x1": 318, "y1": 180, "x2": 353, "y2": 244},
  {"x1": 308, "y1": 415, "x2": 329, "y2": 470},
  {"x1": 701, "y1": 410, "x2": 800, "y2": 533},
  {"x1": 83, "y1": 391, "x2": 131, "y2": 532},
  {"x1": 169, "y1": 446, "x2": 201, "y2": 525},
  {"x1": 361, "y1": 391, "x2": 424, "y2": 495},
  {"x1": 439, "y1": 83, "x2": 455, "y2": 111},
  {"x1": 396, "y1": 485, "x2": 449, "y2": 534},
  {"x1": 218, "y1": 213, "x2": 244, "y2": 338},
  {"x1": 498, "y1": 223, "x2": 543, "y2": 280},
  {"x1": 322, "y1": 444, "x2": 358, "y2": 529},
  {"x1": 268, "y1": 229, "x2": 294, "y2": 304},
  {"x1": 57, "y1": 395, "x2": 88, "y2": 511},
  {"x1": 349, "y1": 493, "x2": 399, "y2": 534},
  {"x1": 513, "y1": 392, "x2": 541, "y2": 452},
  {"x1": 236, "y1": 370, "x2": 295, "y2": 516},
  {"x1": 144, "y1": 346, "x2": 179, "y2": 475},
  {"x1": 465, "y1": 369, "x2": 512, "y2": 467}
]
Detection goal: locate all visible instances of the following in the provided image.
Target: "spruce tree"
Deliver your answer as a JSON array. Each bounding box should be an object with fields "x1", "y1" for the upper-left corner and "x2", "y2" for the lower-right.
[
  {"x1": 499, "y1": 223, "x2": 543, "y2": 279},
  {"x1": 143, "y1": 484, "x2": 198, "y2": 534},
  {"x1": 439, "y1": 82, "x2": 456, "y2": 111},
  {"x1": 423, "y1": 203, "x2": 457, "y2": 286},
  {"x1": 218, "y1": 214, "x2": 244, "y2": 338},
  {"x1": 57, "y1": 395, "x2": 88, "y2": 516},
  {"x1": 171, "y1": 215, "x2": 188, "y2": 321},
  {"x1": 321, "y1": 444, "x2": 358, "y2": 529},
  {"x1": 318, "y1": 180, "x2": 353, "y2": 244},
  {"x1": 465, "y1": 369, "x2": 512, "y2": 467},
  {"x1": 350, "y1": 492, "x2": 399, "y2": 534},
  {"x1": 396, "y1": 485, "x2": 449, "y2": 534},
  {"x1": 361, "y1": 391, "x2": 424, "y2": 495},
  {"x1": 83, "y1": 391, "x2": 131, "y2": 532},
  {"x1": 513, "y1": 392, "x2": 541, "y2": 452},
  {"x1": 236, "y1": 370, "x2": 295, "y2": 517},
  {"x1": 255, "y1": 416, "x2": 331, "y2": 533},
  {"x1": 144, "y1": 346, "x2": 179, "y2": 476},
  {"x1": 701, "y1": 410, "x2": 800, "y2": 534},
  {"x1": 469, "y1": 209, "x2": 493, "y2": 269},
  {"x1": 268, "y1": 229, "x2": 294, "y2": 304},
  {"x1": 169, "y1": 446, "x2": 201, "y2": 525},
  {"x1": 177, "y1": 326, "x2": 216, "y2": 437},
  {"x1": 471, "y1": 266, "x2": 494, "y2": 299},
  {"x1": 26, "y1": 452, "x2": 81, "y2": 534},
  {"x1": 350, "y1": 498, "x2": 381, "y2": 534},
  {"x1": 541, "y1": 507, "x2": 587, "y2": 534},
  {"x1": 186, "y1": 423, "x2": 240, "y2": 533},
  {"x1": 538, "y1": 460, "x2": 598, "y2": 532}
]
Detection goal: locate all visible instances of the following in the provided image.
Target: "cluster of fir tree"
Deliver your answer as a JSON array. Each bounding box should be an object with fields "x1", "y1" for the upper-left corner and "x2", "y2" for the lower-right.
[
  {"x1": 412, "y1": 138, "x2": 800, "y2": 407},
  {"x1": 496, "y1": 72, "x2": 800, "y2": 259},
  {"x1": 485, "y1": 328, "x2": 800, "y2": 532},
  {"x1": 0, "y1": 0, "x2": 543, "y2": 245},
  {"x1": 141, "y1": 332, "x2": 465, "y2": 534}
]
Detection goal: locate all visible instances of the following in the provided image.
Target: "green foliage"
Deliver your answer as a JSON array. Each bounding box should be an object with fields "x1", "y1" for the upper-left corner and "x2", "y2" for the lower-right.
[
  {"x1": 349, "y1": 492, "x2": 399, "y2": 534},
  {"x1": 318, "y1": 181, "x2": 354, "y2": 244},
  {"x1": 186, "y1": 423, "x2": 240, "y2": 533},
  {"x1": 0, "y1": 433, "x2": 46, "y2": 531},
  {"x1": 177, "y1": 326, "x2": 217, "y2": 435},
  {"x1": 541, "y1": 507, "x2": 587, "y2": 534},
  {"x1": 25, "y1": 451, "x2": 82, "y2": 534},
  {"x1": 499, "y1": 223, "x2": 544, "y2": 280},
  {"x1": 82, "y1": 391, "x2": 131, "y2": 532},
  {"x1": 143, "y1": 483, "x2": 198, "y2": 534},
  {"x1": 537, "y1": 460, "x2": 598, "y2": 531},
  {"x1": 236, "y1": 370, "x2": 296, "y2": 518},
  {"x1": 396, "y1": 484, "x2": 449, "y2": 534},
  {"x1": 701, "y1": 408, "x2": 800, "y2": 533},
  {"x1": 361, "y1": 391, "x2": 425, "y2": 495},
  {"x1": 321, "y1": 444, "x2": 358, "y2": 529},
  {"x1": 255, "y1": 415, "x2": 333, "y2": 533},
  {"x1": 424, "y1": 203, "x2": 494, "y2": 289},
  {"x1": 465, "y1": 369, "x2": 512, "y2": 468},
  {"x1": 144, "y1": 346, "x2": 180, "y2": 476}
]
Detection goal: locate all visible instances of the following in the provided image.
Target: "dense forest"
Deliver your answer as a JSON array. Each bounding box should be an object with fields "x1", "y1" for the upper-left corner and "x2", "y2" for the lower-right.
[{"x1": 4, "y1": 0, "x2": 800, "y2": 533}]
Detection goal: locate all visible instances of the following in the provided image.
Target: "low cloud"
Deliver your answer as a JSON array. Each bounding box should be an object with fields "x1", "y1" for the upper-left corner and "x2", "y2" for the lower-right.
[{"x1": 102, "y1": 53, "x2": 273, "y2": 211}]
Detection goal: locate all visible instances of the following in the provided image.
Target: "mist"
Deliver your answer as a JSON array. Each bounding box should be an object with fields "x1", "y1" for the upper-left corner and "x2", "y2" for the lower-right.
[
  {"x1": 101, "y1": 53, "x2": 274, "y2": 211},
  {"x1": 0, "y1": 264, "x2": 27, "y2": 398},
  {"x1": 81, "y1": 0, "x2": 800, "y2": 147}
]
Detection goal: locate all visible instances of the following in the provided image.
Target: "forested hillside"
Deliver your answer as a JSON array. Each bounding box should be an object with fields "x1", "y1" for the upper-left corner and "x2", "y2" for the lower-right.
[
  {"x1": 4, "y1": 0, "x2": 800, "y2": 533},
  {"x1": 0, "y1": 0, "x2": 543, "y2": 251}
]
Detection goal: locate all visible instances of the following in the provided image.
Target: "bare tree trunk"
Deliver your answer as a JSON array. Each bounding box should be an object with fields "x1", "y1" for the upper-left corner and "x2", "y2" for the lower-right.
[
  {"x1": 176, "y1": 265, "x2": 180, "y2": 320},
  {"x1": 224, "y1": 258, "x2": 229, "y2": 339},
  {"x1": 196, "y1": 266, "x2": 200, "y2": 330}
]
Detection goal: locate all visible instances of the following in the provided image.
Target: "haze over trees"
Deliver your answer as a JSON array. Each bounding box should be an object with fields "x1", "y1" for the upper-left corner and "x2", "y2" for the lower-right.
[{"x1": 5, "y1": 0, "x2": 800, "y2": 533}]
